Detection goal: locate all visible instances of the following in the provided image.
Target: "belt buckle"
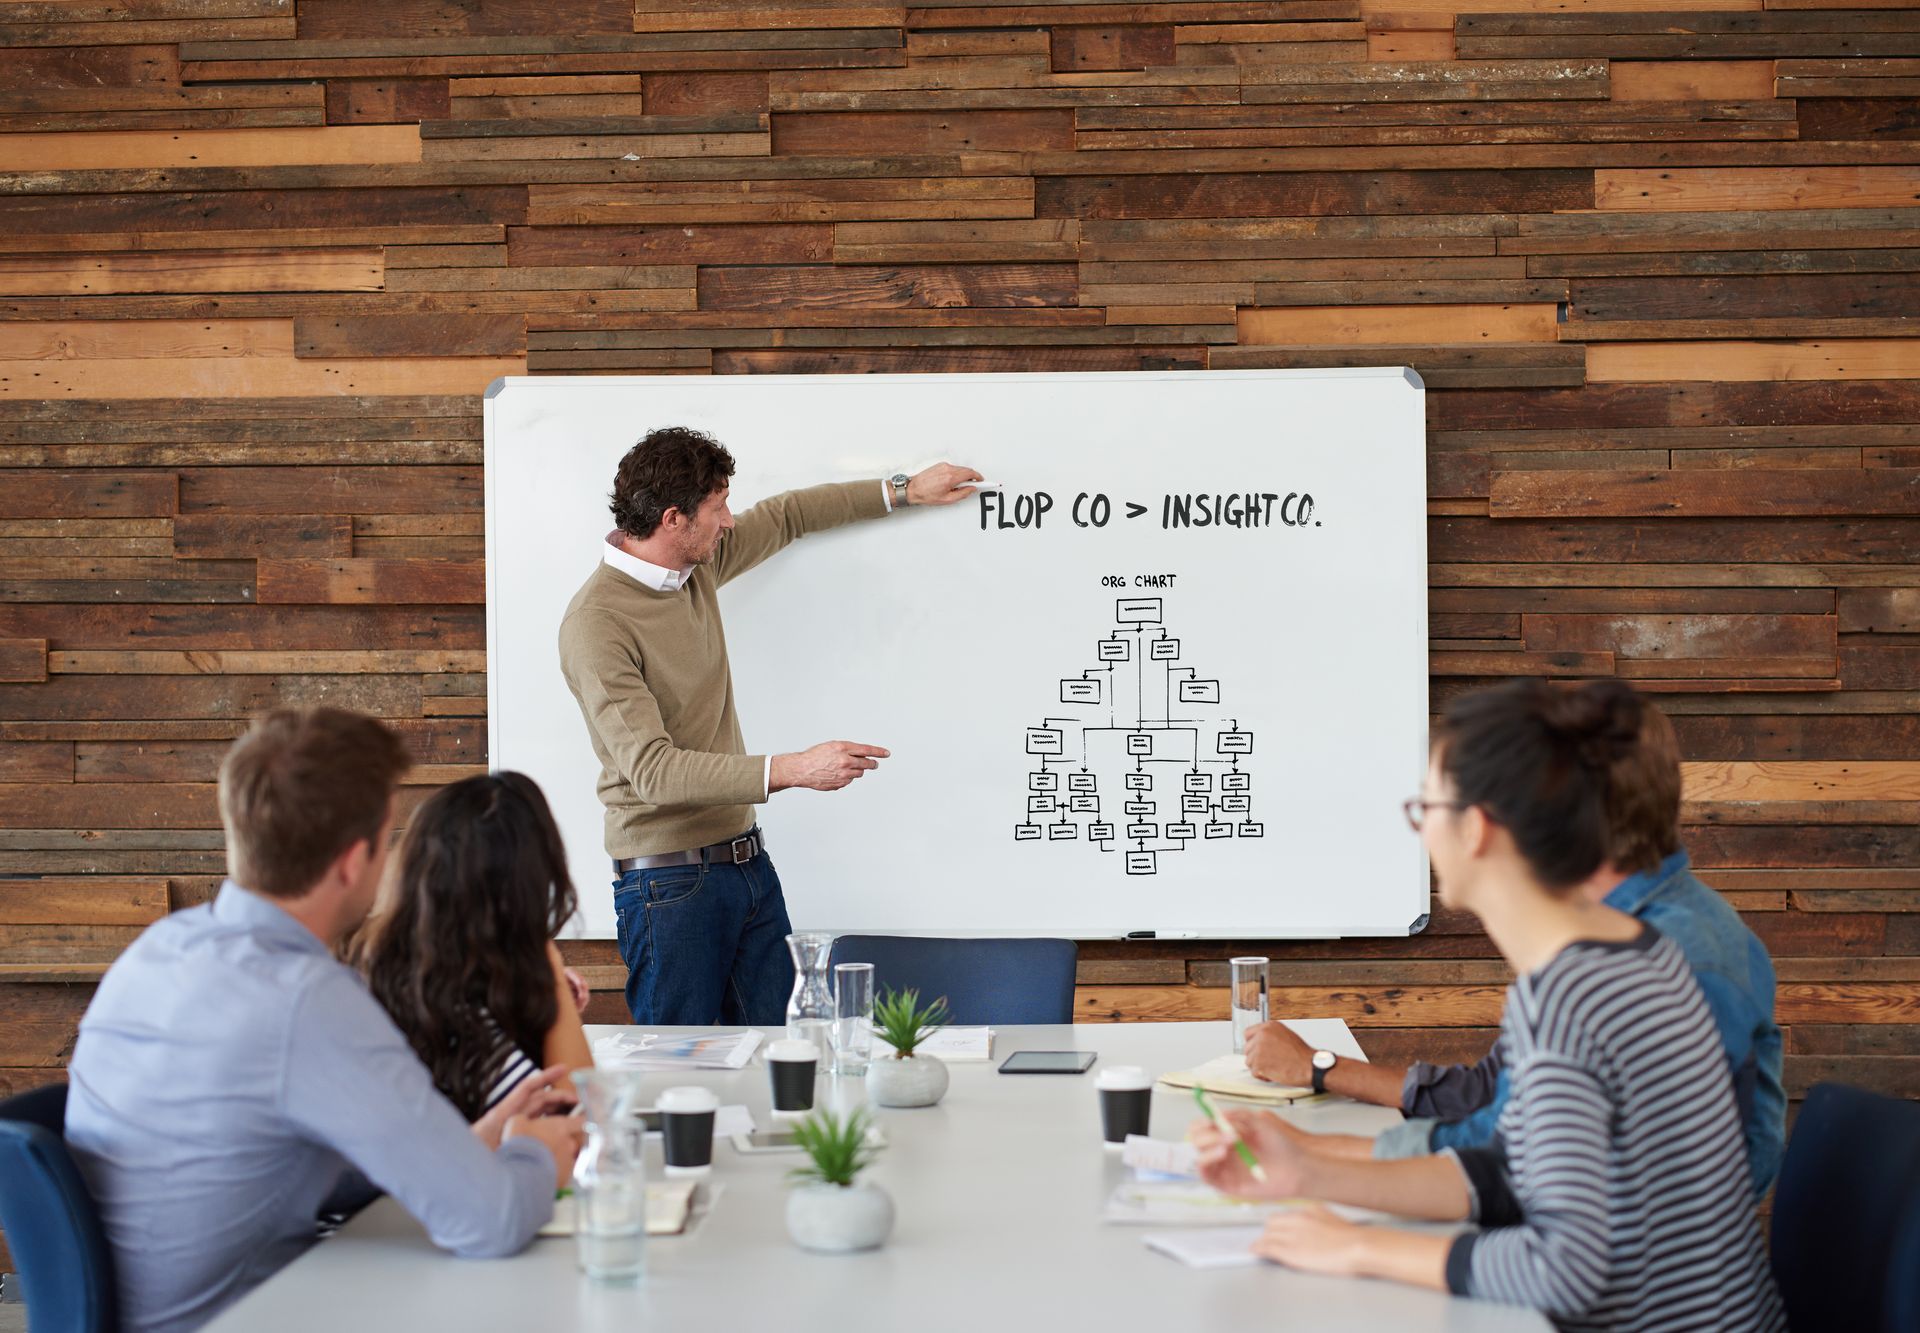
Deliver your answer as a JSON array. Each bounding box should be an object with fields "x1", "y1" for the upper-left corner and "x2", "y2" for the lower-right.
[{"x1": 729, "y1": 834, "x2": 754, "y2": 866}]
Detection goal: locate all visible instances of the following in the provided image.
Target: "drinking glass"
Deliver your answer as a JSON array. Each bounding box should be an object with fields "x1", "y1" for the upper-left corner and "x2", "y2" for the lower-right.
[
  {"x1": 832, "y1": 962, "x2": 875, "y2": 1076},
  {"x1": 1229, "y1": 956, "x2": 1269, "y2": 1054}
]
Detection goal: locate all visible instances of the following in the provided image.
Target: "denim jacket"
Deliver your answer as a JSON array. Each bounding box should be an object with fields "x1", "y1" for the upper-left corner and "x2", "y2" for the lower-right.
[{"x1": 1375, "y1": 851, "x2": 1786, "y2": 1196}]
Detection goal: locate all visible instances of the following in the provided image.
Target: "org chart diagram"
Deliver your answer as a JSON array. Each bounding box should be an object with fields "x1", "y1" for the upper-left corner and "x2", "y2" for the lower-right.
[{"x1": 1015, "y1": 597, "x2": 1258, "y2": 875}]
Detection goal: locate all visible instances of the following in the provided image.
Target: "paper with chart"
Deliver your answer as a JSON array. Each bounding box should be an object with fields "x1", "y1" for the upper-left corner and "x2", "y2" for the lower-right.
[{"x1": 485, "y1": 369, "x2": 1429, "y2": 939}]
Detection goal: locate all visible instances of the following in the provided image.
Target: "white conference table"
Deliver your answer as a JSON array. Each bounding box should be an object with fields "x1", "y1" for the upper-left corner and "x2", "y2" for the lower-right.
[{"x1": 207, "y1": 1021, "x2": 1546, "y2": 1333}]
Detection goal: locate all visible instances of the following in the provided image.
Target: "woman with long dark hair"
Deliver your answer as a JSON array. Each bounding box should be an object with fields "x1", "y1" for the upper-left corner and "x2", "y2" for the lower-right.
[
  {"x1": 351, "y1": 771, "x2": 593, "y2": 1120},
  {"x1": 1193, "y1": 680, "x2": 1782, "y2": 1331}
]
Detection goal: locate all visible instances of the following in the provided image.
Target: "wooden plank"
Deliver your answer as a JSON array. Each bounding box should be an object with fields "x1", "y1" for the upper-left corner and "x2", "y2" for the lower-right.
[
  {"x1": 1238, "y1": 302, "x2": 1557, "y2": 344},
  {"x1": 834, "y1": 220, "x2": 1078, "y2": 263},
  {"x1": 325, "y1": 78, "x2": 452, "y2": 125},
  {"x1": 1456, "y1": 10, "x2": 1920, "y2": 60},
  {"x1": 712, "y1": 346, "x2": 1206, "y2": 373},
  {"x1": 0, "y1": 674, "x2": 426, "y2": 722},
  {"x1": 1491, "y1": 470, "x2": 1920, "y2": 518},
  {"x1": 179, "y1": 466, "x2": 477, "y2": 515},
  {"x1": 0, "y1": 319, "x2": 293, "y2": 361},
  {"x1": 0, "y1": 45, "x2": 180, "y2": 90},
  {"x1": 1596, "y1": 167, "x2": 1920, "y2": 211},
  {"x1": 0, "y1": 356, "x2": 524, "y2": 400},
  {"x1": 1609, "y1": 60, "x2": 1775, "y2": 100},
  {"x1": 1431, "y1": 649, "x2": 1615, "y2": 675},
  {"x1": 0, "y1": 879, "x2": 167, "y2": 927},
  {"x1": 293, "y1": 314, "x2": 525, "y2": 358},
  {"x1": 0, "y1": 741, "x2": 71, "y2": 781},
  {"x1": 0, "y1": 784, "x2": 217, "y2": 829},
  {"x1": 773, "y1": 110, "x2": 1073, "y2": 154},
  {"x1": 1684, "y1": 761, "x2": 1920, "y2": 802},
  {"x1": 54, "y1": 650, "x2": 485, "y2": 677},
  {"x1": 0, "y1": 16, "x2": 292, "y2": 45},
  {"x1": 0, "y1": 250, "x2": 380, "y2": 297},
  {"x1": 1569, "y1": 275, "x2": 1915, "y2": 322},
  {"x1": 1053, "y1": 25, "x2": 1176, "y2": 72},
  {"x1": 1840, "y1": 589, "x2": 1920, "y2": 633},
  {"x1": 0, "y1": 186, "x2": 527, "y2": 238},
  {"x1": 0, "y1": 639, "x2": 46, "y2": 684},
  {"x1": 256, "y1": 559, "x2": 484, "y2": 604},
  {"x1": 1588, "y1": 341, "x2": 1920, "y2": 383},
  {"x1": 171, "y1": 515, "x2": 350, "y2": 560},
  {"x1": 1525, "y1": 613, "x2": 1836, "y2": 662},
  {"x1": 0, "y1": 604, "x2": 481, "y2": 651},
  {"x1": 506, "y1": 222, "x2": 828, "y2": 265},
  {"x1": 528, "y1": 177, "x2": 1033, "y2": 225},
  {"x1": 641, "y1": 71, "x2": 767, "y2": 115},
  {"x1": 699, "y1": 263, "x2": 1076, "y2": 308},
  {"x1": 1212, "y1": 342, "x2": 1585, "y2": 387},
  {"x1": 1036, "y1": 169, "x2": 1591, "y2": 219},
  {"x1": 0, "y1": 474, "x2": 175, "y2": 520},
  {"x1": 0, "y1": 127, "x2": 419, "y2": 171}
]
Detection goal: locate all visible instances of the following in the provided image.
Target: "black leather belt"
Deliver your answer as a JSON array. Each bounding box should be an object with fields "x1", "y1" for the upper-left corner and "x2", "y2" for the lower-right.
[{"x1": 614, "y1": 828, "x2": 763, "y2": 873}]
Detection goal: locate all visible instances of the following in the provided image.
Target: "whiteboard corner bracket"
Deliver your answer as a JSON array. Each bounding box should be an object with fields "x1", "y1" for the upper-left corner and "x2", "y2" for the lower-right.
[{"x1": 1407, "y1": 912, "x2": 1430, "y2": 936}]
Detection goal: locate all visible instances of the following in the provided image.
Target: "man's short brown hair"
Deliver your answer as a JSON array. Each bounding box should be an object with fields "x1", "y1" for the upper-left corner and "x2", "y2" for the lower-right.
[
  {"x1": 218, "y1": 708, "x2": 412, "y2": 898},
  {"x1": 609, "y1": 425, "x2": 735, "y2": 539},
  {"x1": 1604, "y1": 696, "x2": 1683, "y2": 874}
]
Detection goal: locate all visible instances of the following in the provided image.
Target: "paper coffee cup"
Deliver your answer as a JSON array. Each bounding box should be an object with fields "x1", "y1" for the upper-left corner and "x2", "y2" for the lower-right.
[
  {"x1": 658, "y1": 1085, "x2": 719, "y2": 1176},
  {"x1": 1096, "y1": 1066, "x2": 1153, "y2": 1147},
  {"x1": 767, "y1": 1038, "x2": 818, "y2": 1115}
]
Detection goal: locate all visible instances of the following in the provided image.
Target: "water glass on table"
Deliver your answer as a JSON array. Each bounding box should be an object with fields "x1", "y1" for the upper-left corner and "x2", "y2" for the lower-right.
[
  {"x1": 832, "y1": 962, "x2": 875, "y2": 1076},
  {"x1": 1229, "y1": 956, "x2": 1269, "y2": 1054}
]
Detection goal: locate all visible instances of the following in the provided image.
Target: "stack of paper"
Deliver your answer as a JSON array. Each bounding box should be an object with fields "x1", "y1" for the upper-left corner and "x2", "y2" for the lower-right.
[
  {"x1": 1156, "y1": 1054, "x2": 1317, "y2": 1105},
  {"x1": 1121, "y1": 1134, "x2": 1199, "y2": 1179},
  {"x1": 1142, "y1": 1227, "x2": 1266, "y2": 1269},
  {"x1": 1104, "y1": 1179, "x2": 1288, "y2": 1227},
  {"x1": 914, "y1": 1026, "x2": 993, "y2": 1061},
  {"x1": 593, "y1": 1028, "x2": 763, "y2": 1071}
]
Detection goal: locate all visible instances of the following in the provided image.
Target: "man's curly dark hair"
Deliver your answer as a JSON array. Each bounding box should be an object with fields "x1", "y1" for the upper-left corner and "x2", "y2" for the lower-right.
[{"x1": 609, "y1": 426, "x2": 736, "y2": 539}]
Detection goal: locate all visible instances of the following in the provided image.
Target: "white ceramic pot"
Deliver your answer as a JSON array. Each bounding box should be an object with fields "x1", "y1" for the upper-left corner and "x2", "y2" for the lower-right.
[
  {"x1": 786, "y1": 1182, "x2": 895, "y2": 1253},
  {"x1": 867, "y1": 1051, "x2": 949, "y2": 1108}
]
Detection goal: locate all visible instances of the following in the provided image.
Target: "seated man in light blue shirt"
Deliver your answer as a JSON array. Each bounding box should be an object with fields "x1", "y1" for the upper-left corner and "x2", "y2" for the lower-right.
[
  {"x1": 1243, "y1": 696, "x2": 1786, "y2": 1196},
  {"x1": 65, "y1": 708, "x2": 585, "y2": 1333}
]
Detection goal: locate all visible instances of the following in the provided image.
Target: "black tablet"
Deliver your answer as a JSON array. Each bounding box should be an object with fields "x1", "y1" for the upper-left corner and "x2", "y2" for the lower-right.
[{"x1": 998, "y1": 1050, "x2": 1097, "y2": 1074}]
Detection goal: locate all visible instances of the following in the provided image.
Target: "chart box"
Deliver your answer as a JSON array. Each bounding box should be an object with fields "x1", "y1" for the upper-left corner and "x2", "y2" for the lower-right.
[
  {"x1": 1220, "y1": 795, "x2": 1250, "y2": 814},
  {"x1": 1047, "y1": 824, "x2": 1077, "y2": 841},
  {"x1": 1239, "y1": 822, "x2": 1264, "y2": 838},
  {"x1": 1167, "y1": 822, "x2": 1196, "y2": 839},
  {"x1": 1178, "y1": 679, "x2": 1221, "y2": 705},
  {"x1": 1184, "y1": 772, "x2": 1213, "y2": 793},
  {"x1": 1029, "y1": 771, "x2": 1059, "y2": 792},
  {"x1": 1070, "y1": 795, "x2": 1097, "y2": 813},
  {"x1": 1124, "y1": 800, "x2": 1155, "y2": 816},
  {"x1": 1025, "y1": 728, "x2": 1063, "y2": 755},
  {"x1": 1204, "y1": 823, "x2": 1232, "y2": 840},
  {"x1": 1181, "y1": 795, "x2": 1209, "y2": 814},
  {"x1": 1149, "y1": 638, "x2": 1180, "y2": 661},
  {"x1": 1126, "y1": 823, "x2": 1159, "y2": 841},
  {"x1": 1089, "y1": 822, "x2": 1115, "y2": 841},
  {"x1": 1125, "y1": 851, "x2": 1157, "y2": 875},
  {"x1": 1116, "y1": 598, "x2": 1163, "y2": 624},
  {"x1": 1126, "y1": 733, "x2": 1152, "y2": 756},
  {"x1": 1217, "y1": 731, "x2": 1253, "y2": 755},
  {"x1": 1221, "y1": 772, "x2": 1250, "y2": 792},
  {"x1": 1028, "y1": 795, "x2": 1056, "y2": 814},
  {"x1": 1014, "y1": 825, "x2": 1041, "y2": 841},
  {"x1": 1060, "y1": 679, "x2": 1100, "y2": 704},
  {"x1": 1096, "y1": 640, "x2": 1129, "y2": 663},
  {"x1": 1125, "y1": 773, "x2": 1152, "y2": 791},
  {"x1": 1067, "y1": 773, "x2": 1097, "y2": 792}
]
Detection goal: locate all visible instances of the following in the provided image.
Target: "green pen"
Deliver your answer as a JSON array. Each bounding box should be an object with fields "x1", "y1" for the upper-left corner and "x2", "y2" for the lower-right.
[{"x1": 1192, "y1": 1083, "x2": 1269, "y2": 1185}]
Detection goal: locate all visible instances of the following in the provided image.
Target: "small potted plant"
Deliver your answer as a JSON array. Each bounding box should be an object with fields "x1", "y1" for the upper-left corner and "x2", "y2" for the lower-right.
[
  {"x1": 785, "y1": 1108, "x2": 894, "y2": 1253},
  {"x1": 866, "y1": 986, "x2": 951, "y2": 1108}
]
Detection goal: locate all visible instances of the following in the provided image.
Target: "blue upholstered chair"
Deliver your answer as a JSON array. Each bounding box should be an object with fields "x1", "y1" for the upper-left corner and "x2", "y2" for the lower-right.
[
  {"x1": 0, "y1": 1083, "x2": 118, "y2": 1333},
  {"x1": 1770, "y1": 1081, "x2": 1920, "y2": 1332},
  {"x1": 827, "y1": 936, "x2": 1077, "y2": 1025}
]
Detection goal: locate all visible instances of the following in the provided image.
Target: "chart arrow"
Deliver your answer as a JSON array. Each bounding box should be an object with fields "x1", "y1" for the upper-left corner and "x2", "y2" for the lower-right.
[{"x1": 1125, "y1": 501, "x2": 1147, "y2": 519}]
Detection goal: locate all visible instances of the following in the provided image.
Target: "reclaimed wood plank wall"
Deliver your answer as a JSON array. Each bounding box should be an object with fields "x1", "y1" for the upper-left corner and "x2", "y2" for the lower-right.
[{"x1": 3, "y1": 0, "x2": 1920, "y2": 1166}]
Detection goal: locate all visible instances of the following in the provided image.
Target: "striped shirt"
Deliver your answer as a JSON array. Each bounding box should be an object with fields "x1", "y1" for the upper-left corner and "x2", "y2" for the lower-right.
[
  {"x1": 1445, "y1": 926, "x2": 1784, "y2": 1332},
  {"x1": 477, "y1": 1009, "x2": 540, "y2": 1115}
]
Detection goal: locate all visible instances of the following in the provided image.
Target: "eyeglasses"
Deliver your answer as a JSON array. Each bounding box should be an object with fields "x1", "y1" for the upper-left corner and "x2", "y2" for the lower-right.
[{"x1": 1402, "y1": 798, "x2": 1468, "y2": 832}]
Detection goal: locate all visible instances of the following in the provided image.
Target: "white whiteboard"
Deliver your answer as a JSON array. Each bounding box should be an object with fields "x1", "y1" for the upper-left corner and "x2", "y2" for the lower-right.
[{"x1": 485, "y1": 369, "x2": 1429, "y2": 940}]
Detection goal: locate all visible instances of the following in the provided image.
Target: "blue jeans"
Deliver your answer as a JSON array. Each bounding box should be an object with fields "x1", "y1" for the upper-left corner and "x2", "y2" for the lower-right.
[{"x1": 612, "y1": 849, "x2": 794, "y2": 1025}]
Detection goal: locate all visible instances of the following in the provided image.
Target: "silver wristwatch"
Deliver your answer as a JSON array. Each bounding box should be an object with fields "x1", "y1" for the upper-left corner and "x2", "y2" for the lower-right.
[
  {"x1": 1310, "y1": 1048, "x2": 1337, "y2": 1094},
  {"x1": 889, "y1": 473, "x2": 910, "y2": 507}
]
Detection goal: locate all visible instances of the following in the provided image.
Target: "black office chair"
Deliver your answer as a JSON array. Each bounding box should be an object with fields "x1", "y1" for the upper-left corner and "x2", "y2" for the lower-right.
[
  {"x1": 0, "y1": 1083, "x2": 118, "y2": 1333},
  {"x1": 827, "y1": 936, "x2": 1078, "y2": 1025},
  {"x1": 1770, "y1": 1081, "x2": 1920, "y2": 1332}
]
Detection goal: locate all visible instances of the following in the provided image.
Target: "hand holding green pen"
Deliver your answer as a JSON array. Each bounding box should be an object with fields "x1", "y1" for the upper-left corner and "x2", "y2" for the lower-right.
[{"x1": 1192, "y1": 1084, "x2": 1269, "y2": 1185}]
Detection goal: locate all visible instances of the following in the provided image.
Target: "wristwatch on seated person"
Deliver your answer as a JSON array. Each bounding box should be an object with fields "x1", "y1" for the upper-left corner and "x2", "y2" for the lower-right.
[
  {"x1": 890, "y1": 473, "x2": 911, "y2": 507},
  {"x1": 1310, "y1": 1049, "x2": 1337, "y2": 1095}
]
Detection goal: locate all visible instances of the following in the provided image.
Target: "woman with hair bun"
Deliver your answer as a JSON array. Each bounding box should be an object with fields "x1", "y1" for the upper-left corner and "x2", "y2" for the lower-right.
[
  {"x1": 1192, "y1": 679, "x2": 1783, "y2": 1332},
  {"x1": 350, "y1": 772, "x2": 594, "y2": 1121}
]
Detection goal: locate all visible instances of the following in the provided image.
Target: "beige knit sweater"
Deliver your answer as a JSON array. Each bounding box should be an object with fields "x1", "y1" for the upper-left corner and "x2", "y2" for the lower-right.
[{"x1": 557, "y1": 480, "x2": 890, "y2": 859}]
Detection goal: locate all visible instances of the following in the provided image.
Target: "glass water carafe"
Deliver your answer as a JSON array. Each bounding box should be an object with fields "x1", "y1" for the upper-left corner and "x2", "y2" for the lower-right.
[
  {"x1": 570, "y1": 1069, "x2": 646, "y2": 1283},
  {"x1": 785, "y1": 931, "x2": 836, "y2": 1069}
]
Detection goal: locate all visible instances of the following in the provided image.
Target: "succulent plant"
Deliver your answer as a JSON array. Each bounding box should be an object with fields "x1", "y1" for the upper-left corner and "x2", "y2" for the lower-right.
[
  {"x1": 787, "y1": 1107, "x2": 879, "y2": 1189},
  {"x1": 871, "y1": 986, "x2": 950, "y2": 1059}
]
